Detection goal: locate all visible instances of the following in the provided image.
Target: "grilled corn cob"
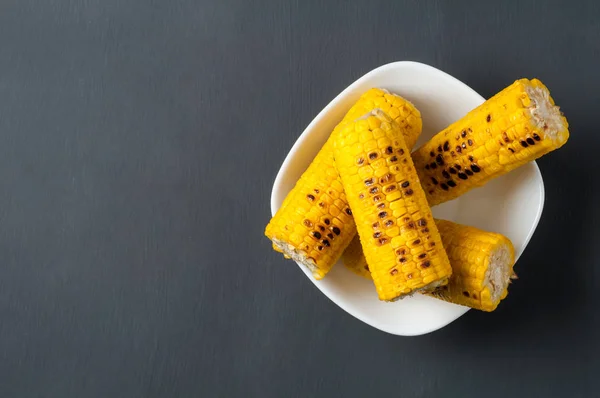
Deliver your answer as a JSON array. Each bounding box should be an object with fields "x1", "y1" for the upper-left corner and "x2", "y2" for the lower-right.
[
  {"x1": 265, "y1": 90, "x2": 422, "y2": 279},
  {"x1": 333, "y1": 110, "x2": 452, "y2": 301},
  {"x1": 343, "y1": 220, "x2": 515, "y2": 311},
  {"x1": 265, "y1": 139, "x2": 355, "y2": 279},
  {"x1": 412, "y1": 78, "x2": 569, "y2": 206},
  {"x1": 427, "y1": 220, "x2": 515, "y2": 311}
]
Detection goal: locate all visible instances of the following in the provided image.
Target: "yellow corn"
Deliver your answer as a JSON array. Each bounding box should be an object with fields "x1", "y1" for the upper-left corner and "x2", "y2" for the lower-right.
[
  {"x1": 265, "y1": 139, "x2": 355, "y2": 279},
  {"x1": 333, "y1": 111, "x2": 452, "y2": 301},
  {"x1": 412, "y1": 78, "x2": 569, "y2": 206},
  {"x1": 342, "y1": 88, "x2": 422, "y2": 149},
  {"x1": 343, "y1": 220, "x2": 515, "y2": 311},
  {"x1": 265, "y1": 89, "x2": 422, "y2": 279}
]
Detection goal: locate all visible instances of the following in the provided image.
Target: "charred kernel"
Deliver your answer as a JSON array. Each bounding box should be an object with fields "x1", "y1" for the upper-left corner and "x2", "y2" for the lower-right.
[
  {"x1": 468, "y1": 139, "x2": 473, "y2": 146},
  {"x1": 385, "y1": 185, "x2": 397, "y2": 193},
  {"x1": 417, "y1": 219, "x2": 427, "y2": 227},
  {"x1": 402, "y1": 159, "x2": 407, "y2": 164},
  {"x1": 401, "y1": 181, "x2": 410, "y2": 188},
  {"x1": 305, "y1": 245, "x2": 310, "y2": 250},
  {"x1": 307, "y1": 194, "x2": 315, "y2": 201},
  {"x1": 466, "y1": 169, "x2": 474, "y2": 176},
  {"x1": 380, "y1": 174, "x2": 393, "y2": 184},
  {"x1": 365, "y1": 178, "x2": 375, "y2": 186},
  {"x1": 327, "y1": 233, "x2": 334, "y2": 239},
  {"x1": 520, "y1": 140, "x2": 528, "y2": 148},
  {"x1": 318, "y1": 202, "x2": 326, "y2": 208},
  {"x1": 486, "y1": 114, "x2": 491, "y2": 122},
  {"x1": 390, "y1": 269, "x2": 398, "y2": 276},
  {"x1": 418, "y1": 253, "x2": 427, "y2": 259},
  {"x1": 430, "y1": 162, "x2": 438, "y2": 169},
  {"x1": 456, "y1": 146, "x2": 462, "y2": 153},
  {"x1": 403, "y1": 217, "x2": 411, "y2": 222},
  {"x1": 443, "y1": 141, "x2": 450, "y2": 151},
  {"x1": 312, "y1": 231, "x2": 321, "y2": 239},
  {"x1": 447, "y1": 180, "x2": 457, "y2": 187},
  {"x1": 421, "y1": 261, "x2": 431, "y2": 268},
  {"x1": 314, "y1": 189, "x2": 320, "y2": 194},
  {"x1": 358, "y1": 193, "x2": 365, "y2": 199},
  {"x1": 398, "y1": 148, "x2": 405, "y2": 155},
  {"x1": 317, "y1": 245, "x2": 323, "y2": 251},
  {"x1": 384, "y1": 219, "x2": 394, "y2": 227},
  {"x1": 373, "y1": 195, "x2": 382, "y2": 202},
  {"x1": 322, "y1": 239, "x2": 330, "y2": 247},
  {"x1": 436, "y1": 154, "x2": 444, "y2": 165},
  {"x1": 412, "y1": 239, "x2": 421, "y2": 245},
  {"x1": 372, "y1": 222, "x2": 380, "y2": 229},
  {"x1": 370, "y1": 187, "x2": 379, "y2": 194},
  {"x1": 430, "y1": 151, "x2": 435, "y2": 157},
  {"x1": 378, "y1": 211, "x2": 388, "y2": 219},
  {"x1": 406, "y1": 273, "x2": 413, "y2": 279},
  {"x1": 533, "y1": 133, "x2": 541, "y2": 141},
  {"x1": 332, "y1": 226, "x2": 341, "y2": 235},
  {"x1": 431, "y1": 177, "x2": 438, "y2": 185},
  {"x1": 398, "y1": 257, "x2": 407, "y2": 263},
  {"x1": 379, "y1": 237, "x2": 388, "y2": 245},
  {"x1": 407, "y1": 222, "x2": 415, "y2": 229},
  {"x1": 463, "y1": 291, "x2": 470, "y2": 297},
  {"x1": 449, "y1": 167, "x2": 457, "y2": 174},
  {"x1": 442, "y1": 170, "x2": 450, "y2": 179},
  {"x1": 468, "y1": 156, "x2": 474, "y2": 162},
  {"x1": 455, "y1": 164, "x2": 462, "y2": 170},
  {"x1": 345, "y1": 208, "x2": 352, "y2": 216},
  {"x1": 390, "y1": 155, "x2": 398, "y2": 162},
  {"x1": 526, "y1": 137, "x2": 535, "y2": 145},
  {"x1": 377, "y1": 203, "x2": 385, "y2": 209},
  {"x1": 396, "y1": 248, "x2": 407, "y2": 255},
  {"x1": 438, "y1": 145, "x2": 443, "y2": 153},
  {"x1": 373, "y1": 232, "x2": 382, "y2": 239},
  {"x1": 404, "y1": 189, "x2": 414, "y2": 196},
  {"x1": 508, "y1": 147, "x2": 515, "y2": 153},
  {"x1": 425, "y1": 164, "x2": 430, "y2": 170},
  {"x1": 462, "y1": 142, "x2": 467, "y2": 149},
  {"x1": 357, "y1": 157, "x2": 364, "y2": 165},
  {"x1": 303, "y1": 219, "x2": 313, "y2": 228},
  {"x1": 450, "y1": 151, "x2": 456, "y2": 157},
  {"x1": 368, "y1": 152, "x2": 379, "y2": 160},
  {"x1": 471, "y1": 164, "x2": 481, "y2": 173},
  {"x1": 440, "y1": 183, "x2": 449, "y2": 191},
  {"x1": 429, "y1": 242, "x2": 436, "y2": 247},
  {"x1": 385, "y1": 146, "x2": 393, "y2": 154},
  {"x1": 317, "y1": 225, "x2": 325, "y2": 232},
  {"x1": 422, "y1": 227, "x2": 429, "y2": 233},
  {"x1": 461, "y1": 130, "x2": 467, "y2": 138}
]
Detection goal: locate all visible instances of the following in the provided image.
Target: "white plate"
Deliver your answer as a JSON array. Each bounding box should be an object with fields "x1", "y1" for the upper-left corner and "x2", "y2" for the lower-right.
[{"x1": 269, "y1": 61, "x2": 544, "y2": 336}]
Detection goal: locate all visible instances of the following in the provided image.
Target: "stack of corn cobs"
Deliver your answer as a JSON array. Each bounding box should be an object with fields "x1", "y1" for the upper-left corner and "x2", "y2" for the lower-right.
[{"x1": 265, "y1": 79, "x2": 569, "y2": 311}]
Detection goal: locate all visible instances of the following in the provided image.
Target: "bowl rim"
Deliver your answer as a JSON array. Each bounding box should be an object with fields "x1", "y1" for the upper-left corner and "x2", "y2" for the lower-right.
[{"x1": 269, "y1": 61, "x2": 545, "y2": 336}]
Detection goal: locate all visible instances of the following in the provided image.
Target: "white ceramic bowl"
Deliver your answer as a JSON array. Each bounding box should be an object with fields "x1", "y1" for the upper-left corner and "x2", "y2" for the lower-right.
[{"x1": 270, "y1": 61, "x2": 544, "y2": 336}]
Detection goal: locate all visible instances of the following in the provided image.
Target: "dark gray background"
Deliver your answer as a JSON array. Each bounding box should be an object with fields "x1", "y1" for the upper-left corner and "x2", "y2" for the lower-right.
[{"x1": 0, "y1": 0, "x2": 597, "y2": 396}]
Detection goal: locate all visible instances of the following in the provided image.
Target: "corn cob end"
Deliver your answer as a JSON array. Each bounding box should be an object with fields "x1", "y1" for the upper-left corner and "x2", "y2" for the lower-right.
[
  {"x1": 428, "y1": 228, "x2": 515, "y2": 312},
  {"x1": 525, "y1": 79, "x2": 569, "y2": 147}
]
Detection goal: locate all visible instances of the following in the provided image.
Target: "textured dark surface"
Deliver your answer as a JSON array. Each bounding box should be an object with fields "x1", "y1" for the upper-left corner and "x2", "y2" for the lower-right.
[{"x1": 0, "y1": 0, "x2": 597, "y2": 396}]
